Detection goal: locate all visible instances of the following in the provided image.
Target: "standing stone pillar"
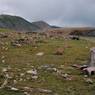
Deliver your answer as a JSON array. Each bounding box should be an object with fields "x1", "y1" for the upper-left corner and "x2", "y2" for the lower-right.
[
  {"x1": 83, "y1": 48, "x2": 95, "y2": 76},
  {"x1": 90, "y1": 48, "x2": 95, "y2": 67}
]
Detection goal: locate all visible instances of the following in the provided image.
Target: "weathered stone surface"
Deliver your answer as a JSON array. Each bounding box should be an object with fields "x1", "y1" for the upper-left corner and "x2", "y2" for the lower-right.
[
  {"x1": 26, "y1": 69, "x2": 37, "y2": 75},
  {"x1": 36, "y1": 52, "x2": 44, "y2": 56},
  {"x1": 37, "y1": 88, "x2": 53, "y2": 94},
  {"x1": 82, "y1": 47, "x2": 95, "y2": 75},
  {"x1": 70, "y1": 35, "x2": 80, "y2": 40},
  {"x1": 83, "y1": 67, "x2": 95, "y2": 75},
  {"x1": 84, "y1": 78, "x2": 93, "y2": 84},
  {"x1": 54, "y1": 48, "x2": 64, "y2": 55},
  {"x1": 90, "y1": 47, "x2": 95, "y2": 67},
  {"x1": 0, "y1": 78, "x2": 8, "y2": 89},
  {"x1": 0, "y1": 33, "x2": 8, "y2": 38},
  {"x1": 10, "y1": 87, "x2": 19, "y2": 91}
]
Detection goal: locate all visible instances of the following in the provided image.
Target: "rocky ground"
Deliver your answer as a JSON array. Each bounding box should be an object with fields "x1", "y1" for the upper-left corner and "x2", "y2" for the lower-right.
[{"x1": 0, "y1": 31, "x2": 95, "y2": 95}]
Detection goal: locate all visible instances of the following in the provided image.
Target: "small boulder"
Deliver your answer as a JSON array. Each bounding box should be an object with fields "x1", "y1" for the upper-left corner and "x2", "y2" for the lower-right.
[
  {"x1": 83, "y1": 67, "x2": 95, "y2": 75},
  {"x1": 36, "y1": 52, "x2": 44, "y2": 56},
  {"x1": 10, "y1": 87, "x2": 19, "y2": 91},
  {"x1": 85, "y1": 78, "x2": 93, "y2": 84},
  {"x1": 26, "y1": 69, "x2": 37, "y2": 75},
  {"x1": 54, "y1": 48, "x2": 64, "y2": 55},
  {"x1": 37, "y1": 88, "x2": 53, "y2": 94}
]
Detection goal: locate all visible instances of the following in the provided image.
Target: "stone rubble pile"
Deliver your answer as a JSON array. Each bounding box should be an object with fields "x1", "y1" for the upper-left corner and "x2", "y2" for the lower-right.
[
  {"x1": 11, "y1": 38, "x2": 33, "y2": 47},
  {"x1": 0, "y1": 33, "x2": 8, "y2": 38},
  {"x1": 5, "y1": 86, "x2": 53, "y2": 95},
  {"x1": 39, "y1": 64, "x2": 73, "y2": 81}
]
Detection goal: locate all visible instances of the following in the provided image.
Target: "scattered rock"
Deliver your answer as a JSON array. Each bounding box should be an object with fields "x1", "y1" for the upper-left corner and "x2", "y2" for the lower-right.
[
  {"x1": 26, "y1": 69, "x2": 38, "y2": 80},
  {"x1": 6, "y1": 86, "x2": 19, "y2": 91},
  {"x1": 13, "y1": 80, "x2": 18, "y2": 84},
  {"x1": 36, "y1": 52, "x2": 44, "y2": 56},
  {"x1": 70, "y1": 35, "x2": 80, "y2": 40},
  {"x1": 11, "y1": 42, "x2": 22, "y2": 47},
  {"x1": 47, "y1": 67, "x2": 57, "y2": 72},
  {"x1": 83, "y1": 67, "x2": 95, "y2": 75},
  {"x1": 11, "y1": 38, "x2": 33, "y2": 47},
  {"x1": 61, "y1": 73, "x2": 72, "y2": 80},
  {"x1": 84, "y1": 78, "x2": 93, "y2": 84},
  {"x1": 26, "y1": 69, "x2": 37, "y2": 75},
  {"x1": 2, "y1": 60, "x2": 5, "y2": 63},
  {"x1": 2, "y1": 68, "x2": 7, "y2": 72},
  {"x1": 20, "y1": 73, "x2": 25, "y2": 77},
  {"x1": 23, "y1": 87, "x2": 33, "y2": 92},
  {"x1": 38, "y1": 64, "x2": 50, "y2": 69},
  {"x1": 84, "y1": 75, "x2": 88, "y2": 78},
  {"x1": 72, "y1": 64, "x2": 88, "y2": 70},
  {"x1": 1, "y1": 56, "x2": 5, "y2": 59},
  {"x1": 31, "y1": 75, "x2": 38, "y2": 80},
  {"x1": 39, "y1": 64, "x2": 57, "y2": 73},
  {"x1": 0, "y1": 33, "x2": 8, "y2": 38},
  {"x1": 5, "y1": 74, "x2": 11, "y2": 79},
  {"x1": 19, "y1": 78, "x2": 23, "y2": 82},
  {"x1": 54, "y1": 48, "x2": 64, "y2": 55},
  {"x1": 5, "y1": 47, "x2": 8, "y2": 51},
  {"x1": 37, "y1": 88, "x2": 53, "y2": 94},
  {"x1": 58, "y1": 65, "x2": 64, "y2": 69},
  {"x1": 24, "y1": 92, "x2": 30, "y2": 95},
  {"x1": 10, "y1": 87, "x2": 19, "y2": 91},
  {"x1": 85, "y1": 46, "x2": 88, "y2": 49},
  {"x1": 0, "y1": 78, "x2": 8, "y2": 89}
]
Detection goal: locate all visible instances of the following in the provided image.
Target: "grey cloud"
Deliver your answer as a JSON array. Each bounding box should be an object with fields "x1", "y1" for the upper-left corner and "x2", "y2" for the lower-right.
[{"x1": 0, "y1": 0, "x2": 95, "y2": 27}]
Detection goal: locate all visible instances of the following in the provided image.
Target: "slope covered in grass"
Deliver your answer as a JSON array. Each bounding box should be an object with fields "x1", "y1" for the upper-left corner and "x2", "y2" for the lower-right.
[{"x1": 0, "y1": 15, "x2": 40, "y2": 31}]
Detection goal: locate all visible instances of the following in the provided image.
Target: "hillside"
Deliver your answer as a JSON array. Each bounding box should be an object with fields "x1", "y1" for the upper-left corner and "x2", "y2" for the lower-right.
[
  {"x1": 0, "y1": 15, "x2": 41, "y2": 31},
  {"x1": 46, "y1": 27, "x2": 95, "y2": 37},
  {"x1": 69, "y1": 27, "x2": 95, "y2": 36},
  {"x1": 0, "y1": 14, "x2": 95, "y2": 36},
  {"x1": 32, "y1": 21, "x2": 51, "y2": 30},
  {"x1": 0, "y1": 15, "x2": 58, "y2": 32}
]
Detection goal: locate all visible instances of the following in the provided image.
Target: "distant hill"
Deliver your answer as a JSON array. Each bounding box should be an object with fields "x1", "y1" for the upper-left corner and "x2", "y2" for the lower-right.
[
  {"x1": 0, "y1": 15, "x2": 41, "y2": 31},
  {"x1": 0, "y1": 15, "x2": 58, "y2": 32},
  {"x1": 32, "y1": 21, "x2": 51, "y2": 30},
  {"x1": 0, "y1": 14, "x2": 95, "y2": 36},
  {"x1": 51, "y1": 25, "x2": 61, "y2": 28}
]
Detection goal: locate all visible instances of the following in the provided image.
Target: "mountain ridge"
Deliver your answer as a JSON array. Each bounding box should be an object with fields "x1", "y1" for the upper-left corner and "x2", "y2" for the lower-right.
[
  {"x1": 0, "y1": 14, "x2": 52, "y2": 32},
  {"x1": 32, "y1": 21, "x2": 51, "y2": 30}
]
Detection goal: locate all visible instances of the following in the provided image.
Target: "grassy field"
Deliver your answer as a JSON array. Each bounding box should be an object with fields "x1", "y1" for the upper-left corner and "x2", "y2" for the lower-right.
[
  {"x1": 81, "y1": 36, "x2": 95, "y2": 43},
  {"x1": 0, "y1": 33, "x2": 95, "y2": 95}
]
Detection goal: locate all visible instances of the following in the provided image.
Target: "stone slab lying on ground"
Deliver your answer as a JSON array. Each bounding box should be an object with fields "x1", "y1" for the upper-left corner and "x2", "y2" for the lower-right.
[
  {"x1": 36, "y1": 52, "x2": 44, "y2": 56},
  {"x1": 83, "y1": 67, "x2": 95, "y2": 75}
]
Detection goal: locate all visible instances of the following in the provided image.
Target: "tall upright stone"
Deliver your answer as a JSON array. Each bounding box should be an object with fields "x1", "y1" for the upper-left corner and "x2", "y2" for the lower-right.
[
  {"x1": 90, "y1": 48, "x2": 95, "y2": 67},
  {"x1": 83, "y1": 47, "x2": 95, "y2": 75}
]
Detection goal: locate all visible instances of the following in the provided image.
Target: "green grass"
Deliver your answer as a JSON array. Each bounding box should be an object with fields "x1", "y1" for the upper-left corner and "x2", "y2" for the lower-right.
[
  {"x1": 0, "y1": 33, "x2": 95, "y2": 95},
  {"x1": 81, "y1": 36, "x2": 95, "y2": 43},
  {"x1": 0, "y1": 28, "x2": 13, "y2": 32}
]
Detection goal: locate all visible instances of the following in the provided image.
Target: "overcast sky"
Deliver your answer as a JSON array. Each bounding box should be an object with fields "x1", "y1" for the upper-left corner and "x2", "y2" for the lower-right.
[{"x1": 0, "y1": 0, "x2": 95, "y2": 27}]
